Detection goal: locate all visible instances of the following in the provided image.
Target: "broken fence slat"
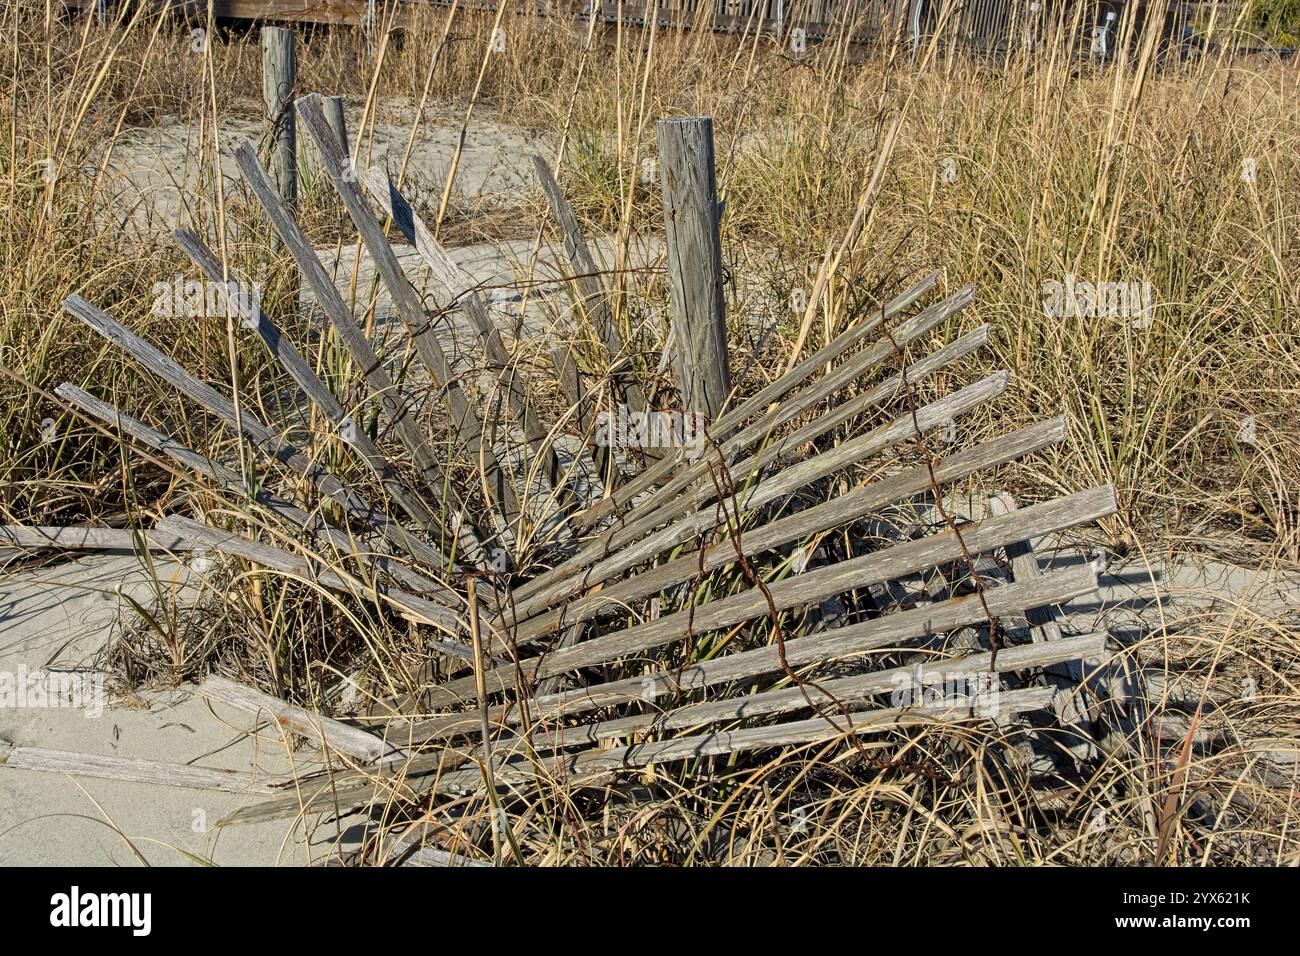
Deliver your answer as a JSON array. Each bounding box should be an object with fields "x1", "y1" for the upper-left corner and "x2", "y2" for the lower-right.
[
  {"x1": 430, "y1": 687, "x2": 1064, "y2": 795},
  {"x1": 173, "y1": 227, "x2": 443, "y2": 536},
  {"x1": 231, "y1": 141, "x2": 488, "y2": 567},
  {"x1": 0, "y1": 525, "x2": 195, "y2": 552},
  {"x1": 505, "y1": 416, "x2": 1068, "y2": 646},
  {"x1": 531, "y1": 154, "x2": 651, "y2": 415},
  {"x1": 359, "y1": 166, "x2": 564, "y2": 489},
  {"x1": 198, "y1": 675, "x2": 404, "y2": 765},
  {"x1": 988, "y1": 491, "x2": 1097, "y2": 747},
  {"x1": 0, "y1": 740, "x2": 290, "y2": 795},
  {"x1": 608, "y1": 290, "x2": 973, "y2": 542},
  {"x1": 513, "y1": 370, "x2": 1013, "y2": 618},
  {"x1": 583, "y1": 632, "x2": 1109, "y2": 743},
  {"x1": 55, "y1": 383, "x2": 459, "y2": 605},
  {"x1": 157, "y1": 516, "x2": 475, "y2": 662},
  {"x1": 61, "y1": 294, "x2": 452, "y2": 573},
  {"x1": 574, "y1": 269, "x2": 943, "y2": 529},
  {"x1": 296, "y1": 93, "x2": 521, "y2": 526}
]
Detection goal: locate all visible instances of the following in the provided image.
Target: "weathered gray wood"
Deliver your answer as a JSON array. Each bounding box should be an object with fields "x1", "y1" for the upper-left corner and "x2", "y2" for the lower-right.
[
  {"x1": 425, "y1": 484, "x2": 1117, "y2": 707},
  {"x1": 604, "y1": 632, "x2": 1106, "y2": 741},
  {"x1": 574, "y1": 270, "x2": 941, "y2": 529},
  {"x1": 613, "y1": 302, "x2": 980, "y2": 541},
  {"x1": 988, "y1": 491, "x2": 1097, "y2": 752},
  {"x1": 514, "y1": 371, "x2": 1012, "y2": 617},
  {"x1": 296, "y1": 94, "x2": 520, "y2": 527},
  {"x1": 505, "y1": 416, "x2": 1068, "y2": 644},
  {"x1": 173, "y1": 228, "x2": 441, "y2": 534},
  {"x1": 657, "y1": 116, "x2": 732, "y2": 420},
  {"x1": 261, "y1": 26, "x2": 297, "y2": 207},
  {"x1": 428, "y1": 686, "x2": 1064, "y2": 795},
  {"x1": 0, "y1": 742, "x2": 290, "y2": 795},
  {"x1": 61, "y1": 294, "x2": 452, "y2": 573},
  {"x1": 216, "y1": 754, "x2": 449, "y2": 827},
  {"x1": 232, "y1": 142, "x2": 488, "y2": 567},
  {"x1": 531, "y1": 155, "x2": 649, "y2": 415},
  {"x1": 55, "y1": 383, "x2": 457, "y2": 604},
  {"x1": 216, "y1": 686, "x2": 1059, "y2": 826},
  {"x1": 198, "y1": 675, "x2": 404, "y2": 764},
  {"x1": 157, "y1": 516, "x2": 478, "y2": 660},
  {"x1": 358, "y1": 166, "x2": 562, "y2": 490},
  {"x1": 407, "y1": 564, "x2": 1098, "y2": 742},
  {"x1": 0, "y1": 525, "x2": 195, "y2": 552},
  {"x1": 305, "y1": 94, "x2": 349, "y2": 176}
]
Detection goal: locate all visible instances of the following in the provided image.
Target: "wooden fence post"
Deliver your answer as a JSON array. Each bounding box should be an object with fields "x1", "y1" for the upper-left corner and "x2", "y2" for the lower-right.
[
  {"x1": 322, "y1": 95, "x2": 350, "y2": 158},
  {"x1": 261, "y1": 26, "x2": 297, "y2": 207},
  {"x1": 307, "y1": 95, "x2": 350, "y2": 177},
  {"x1": 656, "y1": 116, "x2": 732, "y2": 421}
]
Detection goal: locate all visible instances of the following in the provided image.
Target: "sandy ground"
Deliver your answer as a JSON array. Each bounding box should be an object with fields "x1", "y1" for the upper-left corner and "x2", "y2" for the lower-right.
[
  {"x1": 101, "y1": 102, "x2": 549, "y2": 234},
  {"x1": 0, "y1": 553, "x2": 376, "y2": 866},
  {"x1": 3, "y1": 533, "x2": 1295, "y2": 866}
]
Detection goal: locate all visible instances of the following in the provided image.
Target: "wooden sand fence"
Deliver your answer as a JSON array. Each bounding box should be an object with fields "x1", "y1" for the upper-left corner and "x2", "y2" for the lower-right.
[{"x1": 0, "y1": 44, "x2": 1146, "y2": 857}]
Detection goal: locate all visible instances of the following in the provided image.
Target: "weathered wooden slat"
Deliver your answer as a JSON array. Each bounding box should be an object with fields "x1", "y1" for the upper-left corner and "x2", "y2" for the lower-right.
[
  {"x1": 231, "y1": 142, "x2": 487, "y2": 567},
  {"x1": 425, "y1": 484, "x2": 1116, "y2": 707},
  {"x1": 55, "y1": 383, "x2": 457, "y2": 603},
  {"x1": 585, "y1": 632, "x2": 1108, "y2": 743},
  {"x1": 360, "y1": 166, "x2": 563, "y2": 489},
  {"x1": 198, "y1": 675, "x2": 404, "y2": 764},
  {"x1": 504, "y1": 416, "x2": 1067, "y2": 645},
  {"x1": 513, "y1": 371, "x2": 1012, "y2": 618},
  {"x1": 574, "y1": 269, "x2": 941, "y2": 528},
  {"x1": 0, "y1": 741, "x2": 290, "y2": 795},
  {"x1": 618, "y1": 306, "x2": 981, "y2": 540},
  {"x1": 531, "y1": 155, "x2": 650, "y2": 414},
  {"x1": 405, "y1": 564, "x2": 1099, "y2": 742},
  {"x1": 296, "y1": 94, "x2": 521, "y2": 526},
  {"x1": 61, "y1": 294, "x2": 452, "y2": 573},
  {"x1": 157, "y1": 516, "x2": 477, "y2": 661},
  {"x1": 0, "y1": 525, "x2": 195, "y2": 552},
  {"x1": 988, "y1": 491, "x2": 1096, "y2": 750},
  {"x1": 173, "y1": 228, "x2": 441, "y2": 533},
  {"x1": 429, "y1": 686, "x2": 1067, "y2": 795},
  {"x1": 216, "y1": 686, "x2": 1059, "y2": 826},
  {"x1": 215, "y1": 750, "x2": 458, "y2": 827}
]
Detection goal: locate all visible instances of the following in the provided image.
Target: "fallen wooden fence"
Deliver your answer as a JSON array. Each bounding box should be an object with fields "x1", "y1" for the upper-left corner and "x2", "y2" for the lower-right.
[{"x1": 3, "y1": 93, "x2": 1125, "y2": 862}]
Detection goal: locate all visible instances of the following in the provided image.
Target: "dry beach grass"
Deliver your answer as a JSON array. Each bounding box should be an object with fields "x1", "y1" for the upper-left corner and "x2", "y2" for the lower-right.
[{"x1": 0, "y1": 2, "x2": 1298, "y2": 865}]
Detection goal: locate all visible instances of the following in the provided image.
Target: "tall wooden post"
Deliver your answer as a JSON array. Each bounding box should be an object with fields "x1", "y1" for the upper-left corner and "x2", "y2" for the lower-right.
[
  {"x1": 656, "y1": 116, "x2": 732, "y2": 421},
  {"x1": 261, "y1": 27, "x2": 297, "y2": 208}
]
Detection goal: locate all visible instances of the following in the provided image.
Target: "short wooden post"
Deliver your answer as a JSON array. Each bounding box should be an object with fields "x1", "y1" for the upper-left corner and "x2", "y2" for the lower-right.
[
  {"x1": 307, "y1": 95, "x2": 350, "y2": 177},
  {"x1": 656, "y1": 116, "x2": 732, "y2": 421},
  {"x1": 261, "y1": 27, "x2": 297, "y2": 207},
  {"x1": 322, "y1": 95, "x2": 350, "y2": 157}
]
